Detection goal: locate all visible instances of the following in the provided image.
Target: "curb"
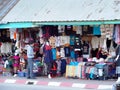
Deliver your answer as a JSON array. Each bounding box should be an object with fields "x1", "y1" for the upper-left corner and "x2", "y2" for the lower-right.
[{"x1": 0, "y1": 78, "x2": 113, "y2": 89}]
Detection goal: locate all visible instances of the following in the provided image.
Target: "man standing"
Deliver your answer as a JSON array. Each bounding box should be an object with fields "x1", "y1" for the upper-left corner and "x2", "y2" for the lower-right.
[{"x1": 26, "y1": 40, "x2": 35, "y2": 79}]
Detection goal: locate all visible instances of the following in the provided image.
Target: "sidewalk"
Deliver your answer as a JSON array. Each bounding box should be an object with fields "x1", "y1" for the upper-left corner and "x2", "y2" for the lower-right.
[{"x1": 0, "y1": 75, "x2": 116, "y2": 89}]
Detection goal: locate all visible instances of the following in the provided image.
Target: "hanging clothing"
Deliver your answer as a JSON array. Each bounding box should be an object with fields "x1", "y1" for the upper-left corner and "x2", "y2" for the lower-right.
[
  {"x1": 91, "y1": 37, "x2": 99, "y2": 49},
  {"x1": 76, "y1": 26, "x2": 82, "y2": 35},
  {"x1": 65, "y1": 25, "x2": 75, "y2": 35},
  {"x1": 70, "y1": 50, "x2": 75, "y2": 59},
  {"x1": 70, "y1": 35, "x2": 75, "y2": 45},
  {"x1": 116, "y1": 46, "x2": 120, "y2": 66},
  {"x1": 60, "y1": 36, "x2": 70, "y2": 46},
  {"x1": 55, "y1": 36, "x2": 61, "y2": 47},
  {"x1": 64, "y1": 47, "x2": 70, "y2": 57},
  {"x1": 60, "y1": 47, "x2": 65, "y2": 58},
  {"x1": 93, "y1": 25, "x2": 101, "y2": 35},
  {"x1": 82, "y1": 26, "x2": 89, "y2": 35},
  {"x1": 56, "y1": 60, "x2": 61, "y2": 74},
  {"x1": 61, "y1": 59, "x2": 67, "y2": 75},
  {"x1": 56, "y1": 48, "x2": 61, "y2": 59},
  {"x1": 91, "y1": 48, "x2": 98, "y2": 58},
  {"x1": 88, "y1": 26, "x2": 93, "y2": 35},
  {"x1": 43, "y1": 49, "x2": 53, "y2": 63},
  {"x1": 49, "y1": 36, "x2": 56, "y2": 48},
  {"x1": 9, "y1": 28, "x2": 16, "y2": 40},
  {"x1": 113, "y1": 25, "x2": 120, "y2": 45},
  {"x1": 50, "y1": 25, "x2": 58, "y2": 36},
  {"x1": 106, "y1": 38, "x2": 111, "y2": 51},
  {"x1": 38, "y1": 27, "x2": 43, "y2": 37},
  {"x1": 100, "y1": 25, "x2": 107, "y2": 36},
  {"x1": 82, "y1": 41, "x2": 89, "y2": 54},
  {"x1": 51, "y1": 48, "x2": 57, "y2": 60},
  {"x1": 41, "y1": 25, "x2": 50, "y2": 39},
  {"x1": 74, "y1": 34, "x2": 81, "y2": 49},
  {"x1": 106, "y1": 24, "x2": 114, "y2": 39},
  {"x1": 58, "y1": 25, "x2": 65, "y2": 35}
]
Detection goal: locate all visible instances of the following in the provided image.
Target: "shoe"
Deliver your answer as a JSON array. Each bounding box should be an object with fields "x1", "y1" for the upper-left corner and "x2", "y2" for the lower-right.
[
  {"x1": 30, "y1": 77, "x2": 36, "y2": 79},
  {"x1": 116, "y1": 77, "x2": 120, "y2": 84},
  {"x1": 13, "y1": 74, "x2": 17, "y2": 77},
  {"x1": 27, "y1": 77, "x2": 30, "y2": 79},
  {"x1": 48, "y1": 74, "x2": 51, "y2": 79}
]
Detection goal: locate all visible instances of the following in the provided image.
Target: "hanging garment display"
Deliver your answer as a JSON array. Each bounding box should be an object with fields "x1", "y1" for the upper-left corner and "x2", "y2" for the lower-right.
[
  {"x1": 9, "y1": 28, "x2": 16, "y2": 40},
  {"x1": 76, "y1": 26, "x2": 82, "y2": 35},
  {"x1": 65, "y1": 25, "x2": 75, "y2": 35},
  {"x1": 82, "y1": 41, "x2": 89, "y2": 54},
  {"x1": 91, "y1": 36, "x2": 99, "y2": 49},
  {"x1": 50, "y1": 25, "x2": 58, "y2": 36},
  {"x1": 74, "y1": 34, "x2": 82, "y2": 49},
  {"x1": 60, "y1": 47, "x2": 65, "y2": 58},
  {"x1": 82, "y1": 26, "x2": 89, "y2": 35},
  {"x1": 51, "y1": 48, "x2": 57, "y2": 60},
  {"x1": 49, "y1": 36, "x2": 56, "y2": 48},
  {"x1": 93, "y1": 25, "x2": 101, "y2": 35},
  {"x1": 64, "y1": 47, "x2": 70, "y2": 57},
  {"x1": 113, "y1": 25, "x2": 120, "y2": 45},
  {"x1": 70, "y1": 35, "x2": 75, "y2": 45},
  {"x1": 41, "y1": 25, "x2": 50, "y2": 39}
]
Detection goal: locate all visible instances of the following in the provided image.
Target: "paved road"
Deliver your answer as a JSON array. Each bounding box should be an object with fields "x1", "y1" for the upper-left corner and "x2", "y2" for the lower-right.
[
  {"x1": 0, "y1": 76, "x2": 115, "y2": 90},
  {"x1": 0, "y1": 83, "x2": 99, "y2": 90}
]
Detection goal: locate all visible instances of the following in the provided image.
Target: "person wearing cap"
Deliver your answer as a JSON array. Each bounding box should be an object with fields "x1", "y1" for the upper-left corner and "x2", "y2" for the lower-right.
[{"x1": 26, "y1": 40, "x2": 35, "y2": 79}]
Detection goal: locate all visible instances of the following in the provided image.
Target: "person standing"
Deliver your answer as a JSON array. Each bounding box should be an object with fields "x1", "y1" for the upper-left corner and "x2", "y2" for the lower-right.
[
  {"x1": 26, "y1": 41, "x2": 35, "y2": 79},
  {"x1": 115, "y1": 45, "x2": 120, "y2": 83}
]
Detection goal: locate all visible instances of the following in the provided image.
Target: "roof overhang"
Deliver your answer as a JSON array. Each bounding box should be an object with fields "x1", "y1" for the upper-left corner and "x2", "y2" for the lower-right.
[{"x1": 1, "y1": 0, "x2": 120, "y2": 24}]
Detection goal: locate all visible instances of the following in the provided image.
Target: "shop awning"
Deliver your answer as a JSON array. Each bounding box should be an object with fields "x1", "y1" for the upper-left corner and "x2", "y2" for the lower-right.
[
  {"x1": 34, "y1": 20, "x2": 120, "y2": 26},
  {"x1": 0, "y1": 22, "x2": 37, "y2": 29},
  {"x1": 1, "y1": 20, "x2": 120, "y2": 29}
]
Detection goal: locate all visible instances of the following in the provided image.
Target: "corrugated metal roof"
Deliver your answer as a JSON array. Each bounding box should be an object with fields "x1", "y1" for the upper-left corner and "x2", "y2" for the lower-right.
[
  {"x1": 0, "y1": 0, "x2": 19, "y2": 21},
  {"x1": 1, "y1": 0, "x2": 120, "y2": 23}
]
